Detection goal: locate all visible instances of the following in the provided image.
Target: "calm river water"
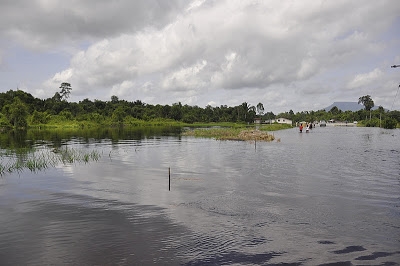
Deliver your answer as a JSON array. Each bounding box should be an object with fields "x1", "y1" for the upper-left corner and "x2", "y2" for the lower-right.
[{"x1": 0, "y1": 126, "x2": 399, "y2": 265}]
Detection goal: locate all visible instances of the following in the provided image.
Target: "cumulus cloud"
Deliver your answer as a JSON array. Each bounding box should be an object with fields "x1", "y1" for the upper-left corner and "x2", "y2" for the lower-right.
[
  {"x1": 347, "y1": 68, "x2": 383, "y2": 89},
  {"x1": 0, "y1": 0, "x2": 187, "y2": 50},
  {"x1": 1, "y1": 0, "x2": 400, "y2": 112},
  {"x1": 162, "y1": 60, "x2": 208, "y2": 91}
]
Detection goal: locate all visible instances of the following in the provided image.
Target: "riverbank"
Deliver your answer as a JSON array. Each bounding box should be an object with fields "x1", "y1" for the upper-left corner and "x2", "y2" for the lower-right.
[{"x1": 25, "y1": 120, "x2": 259, "y2": 130}]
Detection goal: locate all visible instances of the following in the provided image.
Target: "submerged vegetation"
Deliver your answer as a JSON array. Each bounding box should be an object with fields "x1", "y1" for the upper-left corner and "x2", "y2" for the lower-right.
[{"x1": 0, "y1": 147, "x2": 101, "y2": 176}]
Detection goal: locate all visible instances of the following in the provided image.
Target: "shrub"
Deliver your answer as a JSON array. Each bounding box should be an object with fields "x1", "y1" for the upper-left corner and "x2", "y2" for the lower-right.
[
  {"x1": 383, "y1": 118, "x2": 397, "y2": 129},
  {"x1": 364, "y1": 118, "x2": 380, "y2": 127},
  {"x1": 30, "y1": 110, "x2": 51, "y2": 124}
]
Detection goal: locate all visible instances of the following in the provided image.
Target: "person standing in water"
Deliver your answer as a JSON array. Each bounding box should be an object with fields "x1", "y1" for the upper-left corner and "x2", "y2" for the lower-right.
[{"x1": 299, "y1": 123, "x2": 303, "y2": 133}]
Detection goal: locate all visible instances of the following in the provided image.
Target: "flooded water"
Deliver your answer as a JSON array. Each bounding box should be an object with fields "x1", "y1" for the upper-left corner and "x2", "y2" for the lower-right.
[{"x1": 0, "y1": 126, "x2": 399, "y2": 265}]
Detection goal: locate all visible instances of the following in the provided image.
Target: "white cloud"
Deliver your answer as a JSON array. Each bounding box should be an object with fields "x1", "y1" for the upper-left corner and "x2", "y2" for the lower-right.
[
  {"x1": 297, "y1": 58, "x2": 318, "y2": 79},
  {"x1": 347, "y1": 68, "x2": 383, "y2": 89},
  {"x1": 161, "y1": 60, "x2": 208, "y2": 91},
  {"x1": 0, "y1": 0, "x2": 187, "y2": 50},
  {"x1": 1, "y1": 0, "x2": 400, "y2": 112},
  {"x1": 111, "y1": 80, "x2": 135, "y2": 98},
  {"x1": 43, "y1": 68, "x2": 74, "y2": 91}
]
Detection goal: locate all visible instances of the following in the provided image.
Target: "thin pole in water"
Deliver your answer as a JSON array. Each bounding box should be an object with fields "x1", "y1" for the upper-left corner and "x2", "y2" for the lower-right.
[{"x1": 169, "y1": 167, "x2": 171, "y2": 191}]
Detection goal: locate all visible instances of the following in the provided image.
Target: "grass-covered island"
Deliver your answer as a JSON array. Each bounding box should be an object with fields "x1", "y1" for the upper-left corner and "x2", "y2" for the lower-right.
[{"x1": 182, "y1": 124, "x2": 291, "y2": 141}]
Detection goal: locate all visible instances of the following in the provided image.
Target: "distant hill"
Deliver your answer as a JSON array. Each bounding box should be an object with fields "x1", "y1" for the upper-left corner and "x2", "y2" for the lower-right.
[{"x1": 324, "y1": 102, "x2": 379, "y2": 112}]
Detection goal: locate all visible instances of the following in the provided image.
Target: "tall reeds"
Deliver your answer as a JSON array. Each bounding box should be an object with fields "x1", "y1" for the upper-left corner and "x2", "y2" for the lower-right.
[{"x1": 0, "y1": 147, "x2": 101, "y2": 176}]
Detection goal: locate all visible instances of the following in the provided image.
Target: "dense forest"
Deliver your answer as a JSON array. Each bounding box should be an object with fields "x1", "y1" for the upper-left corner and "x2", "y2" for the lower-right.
[{"x1": 0, "y1": 86, "x2": 399, "y2": 129}]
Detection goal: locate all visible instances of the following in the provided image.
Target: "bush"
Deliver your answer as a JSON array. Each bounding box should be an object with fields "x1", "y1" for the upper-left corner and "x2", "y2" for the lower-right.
[
  {"x1": 383, "y1": 118, "x2": 397, "y2": 129},
  {"x1": 182, "y1": 113, "x2": 196, "y2": 124},
  {"x1": 59, "y1": 110, "x2": 73, "y2": 120},
  {"x1": 0, "y1": 114, "x2": 11, "y2": 129},
  {"x1": 364, "y1": 118, "x2": 380, "y2": 127},
  {"x1": 30, "y1": 110, "x2": 51, "y2": 124}
]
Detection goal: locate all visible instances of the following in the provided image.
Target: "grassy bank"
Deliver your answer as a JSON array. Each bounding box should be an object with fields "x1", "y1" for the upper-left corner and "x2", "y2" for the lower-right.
[
  {"x1": 27, "y1": 118, "x2": 265, "y2": 130},
  {"x1": 28, "y1": 118, "x2": 187, "y2": 129}
]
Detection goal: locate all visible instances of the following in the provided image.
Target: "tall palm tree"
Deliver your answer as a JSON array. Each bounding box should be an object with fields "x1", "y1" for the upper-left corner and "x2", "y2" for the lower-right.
[
  {"x1": 256, "y1": 102, "x2": 264, "y2": 117},
  {"x1": 239, "y1": 102, "x2": 255, "y2": 122}
]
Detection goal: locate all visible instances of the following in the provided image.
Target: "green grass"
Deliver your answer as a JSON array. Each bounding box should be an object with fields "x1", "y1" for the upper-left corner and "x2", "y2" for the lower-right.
[
  {"x1": 257, "y1": 123, "x2": 293, "y2": 131},
  {"x1": 185, "y1": 122, "x2": 248, "y2": 128},
  {"x1": 182, "y1": 127, "x2": 276, "y2": 141},
  {"x1": 28, "y1": 117, "x2": 270, "y2": 130},
  {"x1": 29, "y1": 117, "x2": 188, "y2": 129},
  {"x1": 182, "y1": 123, "x2": 291, "y2": 141},
  {"x1": 182, "y1": 127, "x2": 241, "y2": 139}
]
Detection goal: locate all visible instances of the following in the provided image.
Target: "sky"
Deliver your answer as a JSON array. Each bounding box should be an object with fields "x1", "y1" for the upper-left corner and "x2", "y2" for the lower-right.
[{"x1": 1, "y1": 0, "x2": 400, "y2": 113}]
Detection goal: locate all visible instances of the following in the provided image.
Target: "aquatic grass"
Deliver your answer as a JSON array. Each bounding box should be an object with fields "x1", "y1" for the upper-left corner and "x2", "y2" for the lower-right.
[
  {"x1": 12, "y1": 159, "x2": 25, "y2": 174},
  {"x1": 25, "y1": 157, "x2": 48, "y2": 172},
  {"x1": 0, "y1": 161, "x2": 9, "y2": 176},
  {"x1": 0, "y1": 147, "x2": 102, "y2": 176},
  {"x1": 53, "y1": 147, "x2": 101, "y2": 164}
]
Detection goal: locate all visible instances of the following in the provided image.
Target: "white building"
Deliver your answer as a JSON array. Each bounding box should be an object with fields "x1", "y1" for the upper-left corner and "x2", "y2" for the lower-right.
[
  {"x1": 255, "y1": 118, "x2": 293, "y2": 125},
  {"x1": 274, "y1": 118, "x2": 292, "y2": 125}
]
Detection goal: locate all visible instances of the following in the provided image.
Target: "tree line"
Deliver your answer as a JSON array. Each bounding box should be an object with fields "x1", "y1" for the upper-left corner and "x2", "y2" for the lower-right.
[{"x1": 0, "y1": 85, "x2": 399, "y2": 129}]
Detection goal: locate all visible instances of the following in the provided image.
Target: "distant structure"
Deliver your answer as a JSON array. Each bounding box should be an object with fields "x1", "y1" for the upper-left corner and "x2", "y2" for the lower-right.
[
  {"x1": 324, "y1": 102, "x2": 381, "y2": 112},
  {"x1": 260, "y1": 118, "x2": 292, "y2": 125},
  {"x1": 274, "y1": 118, "x2": 292, "y2": 125}
]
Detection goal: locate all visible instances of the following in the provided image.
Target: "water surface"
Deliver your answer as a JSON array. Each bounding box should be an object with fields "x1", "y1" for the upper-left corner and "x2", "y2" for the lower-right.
[{"x1": 0, "y1": 126, "x2": 399, "y2": 265}]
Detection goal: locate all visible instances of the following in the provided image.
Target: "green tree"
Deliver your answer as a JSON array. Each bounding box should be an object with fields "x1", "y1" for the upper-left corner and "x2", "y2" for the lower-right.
[
  {"x1": 382, "y1": 117, "x2": 397, "y2": 129},
  {"x1": 264, "y1": 111, "x2": 275, "y2": 122},
  {"x1": 388, "y1": 110, "x2": 400, "y2": 123},
  {"x1": 0, "y1": 113, "x2": 11, "y2": 128},
  {"x1": 59, "y1": 110, "x2": 73, "y2": 120},
  {"x1": 52, "y1": 92, "x2": 62, "y2": 102},
  {"x1": 111, "y1": 95, "x2": 119, "y2": 103},
  {"x1": 329, "y1": 106, "x2": 341, "y2": 115},
  {"x1": 2, "y1": 97, "x2": 28, "y2": 128},
  {"x1": 59, "y1": 82, "x2": 72, "y2": 100},
  {"x1": 111, "y1": 106, "x2": 126, "y2": 123},
  {"x1": 238, "y1": 102, "x2": 255, "y2": 122},
  {"x1": 358, "y1": 95, "x2": 374, "y2": 120},
  {"x1": 256, "y1": 102, "x2": 264, "y2": 117},
  {"x1": 170, "y1": 102, "x2": 183, "y2": 121},
  {"x1": 30, "y1": 110, "x2": 50, "y2": 124}
]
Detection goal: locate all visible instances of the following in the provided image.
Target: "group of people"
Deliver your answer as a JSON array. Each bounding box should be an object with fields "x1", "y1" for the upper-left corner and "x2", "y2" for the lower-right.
[{"x1": 299, "y1": 123, "x2": 313, "y2": 133}]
